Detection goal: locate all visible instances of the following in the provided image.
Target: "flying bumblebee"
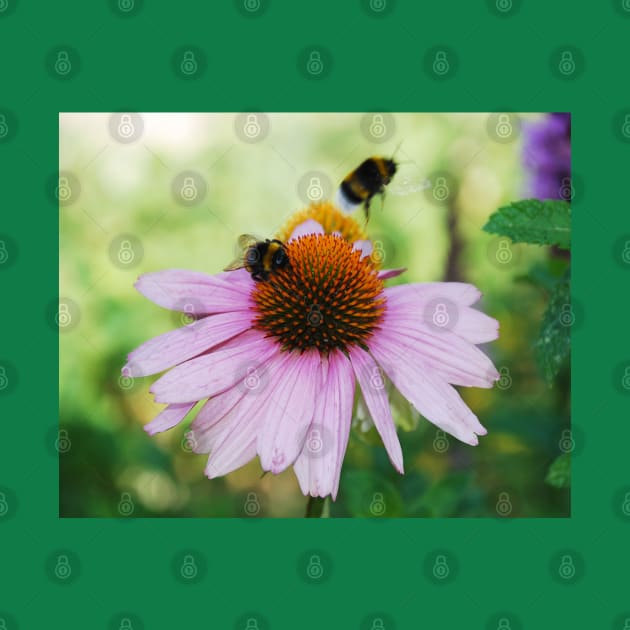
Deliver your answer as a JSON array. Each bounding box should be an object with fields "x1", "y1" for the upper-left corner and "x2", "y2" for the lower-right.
[
  {"x1": 224, "y1": 234, "x2": 289, "y2": 282},
  {"x1": 336, "y1": 156, "x2": 398, "y2": 223}
]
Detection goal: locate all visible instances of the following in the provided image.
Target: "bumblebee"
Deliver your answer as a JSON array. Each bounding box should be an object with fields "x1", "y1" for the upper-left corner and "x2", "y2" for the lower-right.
[
  {"x1": 224, "y1": 234, "x2": 289, "y2": 282},
  {"x1": 337, "y1": 156, "x2": 398, "y2": 222}
]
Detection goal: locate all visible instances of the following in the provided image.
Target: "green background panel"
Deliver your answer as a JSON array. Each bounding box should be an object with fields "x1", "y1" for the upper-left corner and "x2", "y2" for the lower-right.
[{"x1": 1, "y1": 0, "x2": 629, "y2": 629}]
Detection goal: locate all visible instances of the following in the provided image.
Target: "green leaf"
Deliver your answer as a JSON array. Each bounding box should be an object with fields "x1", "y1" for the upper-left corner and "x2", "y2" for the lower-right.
[
  {"x1": 545, "y1": 453, "x2": 571, "y2": 488},
  {"x1": 536, "y1": 273, "x2": 571, "y2": 382},
  {"x1": 483, "y1": 199, "x2": 571, "y2": 249}
]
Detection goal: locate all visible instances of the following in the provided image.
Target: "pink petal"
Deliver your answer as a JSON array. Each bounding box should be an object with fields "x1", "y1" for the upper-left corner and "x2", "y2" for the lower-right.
[
  {"x1": 352, "y1": 239, "x2": 373, "y2": 259},
  {"x1": 149, "y1": 329, "x2": 280, "y2": 404},
  {"x1": 135, "y1": 268, "x2": 254, "y2": 314},
  {"x1": 289, "y1": 219, "x2": 324, "y2": 241},
  {"x1": 380, "y1": 315, "x2": 499, "y2": 388},
  {"x1": 205, "y1": 354, "x2": 288, "y2": 478},
  {"x1": 189, "y1": 385, "x2": 247, "y2": 453},
  {"x1": 385, "y1": 284, "x2": 499, "y2": 344},
  {"x1": 450, "y1": 308, "x2": 499, "y2": 344},
  {"x1": 293, "y1": 352, "x2": 356, "y2": 499},
  {"x1": 205, "y1": 436, "x2": 257, "y2": 478},
  {"x1": 144, "y1": 402, "x2": 195, "y2": 436},
  {"x1": 369, "y1": 334, "x2": 487, "y2": 445},
  {"x1": 124, "y1": 311, "x2": 253, "y2": 377},
  {"x1": 385, "y1": 282, "x2": 482, "y2": 308},
  {"x1": 256, "y1": 350, "x2": 322, "y2": 474},
  {"x1": 349, "y1": 347, "x2": 404, "y2": 473},
  {"x1": 378, "y1": 268, "x2": 407, "y2": 280}
]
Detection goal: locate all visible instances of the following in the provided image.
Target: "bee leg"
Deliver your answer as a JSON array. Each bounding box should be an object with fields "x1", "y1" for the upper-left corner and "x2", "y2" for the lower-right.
[{"x1": 363, "y1": 199, "x2": 371, "y2": 226}]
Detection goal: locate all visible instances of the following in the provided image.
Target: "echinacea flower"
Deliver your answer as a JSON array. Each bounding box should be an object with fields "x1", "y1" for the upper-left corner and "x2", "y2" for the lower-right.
[
  {"x1": 522, "y1": 112, "x2": 571, "y2": 200},
  {"x1": 124, "y1": 201, "x2": 499, "y2": 499}
]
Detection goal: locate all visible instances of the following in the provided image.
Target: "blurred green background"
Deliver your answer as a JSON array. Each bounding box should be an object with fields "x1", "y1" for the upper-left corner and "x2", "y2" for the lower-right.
[{"x1": 59, "y1": 113, "x2": 570, "y2": 518}]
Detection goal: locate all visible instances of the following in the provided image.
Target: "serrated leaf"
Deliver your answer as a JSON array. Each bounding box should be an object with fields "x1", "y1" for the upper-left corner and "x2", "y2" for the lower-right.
[
  {"x1": 536, "y1": 273, "x2": 571, "y2": 382},
  {"x1": 483, "y1": 199, "x2": 571, "y2": 249},
  {"x1": 545, "y1": 453, "x2": 571, "y2": 488}
]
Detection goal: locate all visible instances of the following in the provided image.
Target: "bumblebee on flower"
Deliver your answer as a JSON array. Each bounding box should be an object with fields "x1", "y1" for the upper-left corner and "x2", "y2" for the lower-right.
[{"x1": 124, "y1": 157, "x2": 499, "y2": 500}]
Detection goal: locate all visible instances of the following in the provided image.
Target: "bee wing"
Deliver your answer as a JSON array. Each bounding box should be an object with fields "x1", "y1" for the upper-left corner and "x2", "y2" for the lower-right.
[
  {"x1": 223, "y1": 258, "x2": 247, "y2": 272},
  {"x1": 388, "y1": 163, "x2": 431, "y2": 196},
  {"x1": 224, "y1": 234, "x2": 259, "y2": 272},
  {"x1": 237, "y1": 234, "x2": 259, "y2": 249}
]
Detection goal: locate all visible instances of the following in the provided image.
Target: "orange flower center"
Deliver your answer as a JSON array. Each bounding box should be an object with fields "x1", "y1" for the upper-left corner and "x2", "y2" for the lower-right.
[
  {"x1": 277, "y1": 201, "x2": 368, "y2": 245},
  {"x1": 252, "y1": 234, "x2": 386, "y2": 354}
]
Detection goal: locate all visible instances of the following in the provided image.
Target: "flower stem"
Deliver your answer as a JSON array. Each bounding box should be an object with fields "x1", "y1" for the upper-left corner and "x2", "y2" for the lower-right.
[{"x1": 305, "y1": 496, "x2": 330, "y2": 518}]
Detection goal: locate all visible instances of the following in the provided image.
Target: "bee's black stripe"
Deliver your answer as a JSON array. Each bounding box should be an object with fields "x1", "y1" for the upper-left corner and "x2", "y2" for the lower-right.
[
  {"x1": 354, "y1": 158, "x2": 386, "y2": 193},
  {"x1": 340, "y1": 179, "x2": 365, "y2": 205}
]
